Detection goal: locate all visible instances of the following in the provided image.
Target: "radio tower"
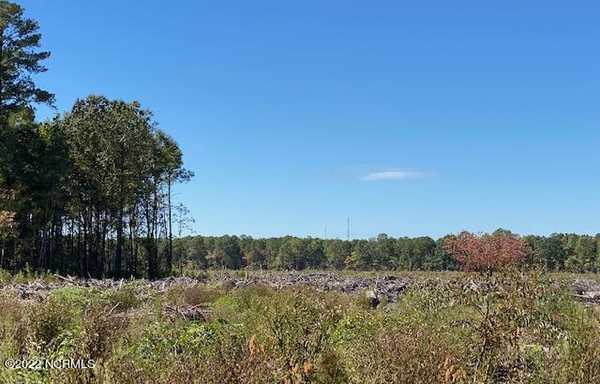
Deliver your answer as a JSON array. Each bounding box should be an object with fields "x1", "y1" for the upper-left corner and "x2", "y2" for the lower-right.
[{"x1": 347, "y1": 217, "x2": 351, "y2": 240}]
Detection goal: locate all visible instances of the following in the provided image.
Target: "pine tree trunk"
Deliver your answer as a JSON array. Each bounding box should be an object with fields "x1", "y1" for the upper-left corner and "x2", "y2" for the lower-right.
[
  {"x1": 167, "y1": 175, "x2": 173, "y2": 275},
  {"x1": 115, "y1": 204, "x2": 123, "y2": 277}
]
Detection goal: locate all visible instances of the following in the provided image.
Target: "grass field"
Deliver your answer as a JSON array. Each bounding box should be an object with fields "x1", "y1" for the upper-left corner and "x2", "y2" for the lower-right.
[{"x1": 0, "y1": 270, "x2": 599, "y2": 383}]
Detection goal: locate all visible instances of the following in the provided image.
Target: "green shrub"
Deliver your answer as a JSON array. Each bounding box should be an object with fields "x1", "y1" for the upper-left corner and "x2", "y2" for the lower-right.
[
  {"x1": 1, "y1": 272, "x2": 600, "y2": 383},
  {"x1": 165, "y1": 284, "x2": 221, "y2": 307},
  {"x1": 0, "y1": 293, "x2": 27, "y2": 357},
  {"x1": 0, "y1": 269, "x2": 11, "y2": 285},
  {"x1": 101, "y1": 285, "x2": 142, "y2": 311}
]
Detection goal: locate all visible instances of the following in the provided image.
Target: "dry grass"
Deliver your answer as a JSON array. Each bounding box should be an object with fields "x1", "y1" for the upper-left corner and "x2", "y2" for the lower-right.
[{"x1": 0, "y1": 270, "x2": 599, "y2": 383}]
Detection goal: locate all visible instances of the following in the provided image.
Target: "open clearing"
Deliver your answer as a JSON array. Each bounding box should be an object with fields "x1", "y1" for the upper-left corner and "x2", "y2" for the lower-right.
[
  {"x1": 1, "y1": 271, "x2": 600, "y2": 383},
  {"x1": 3, "y1": 270, "x2": 600, "y2": 305}
]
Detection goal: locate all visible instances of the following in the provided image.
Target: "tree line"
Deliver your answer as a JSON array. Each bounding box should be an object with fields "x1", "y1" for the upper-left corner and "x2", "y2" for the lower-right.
[
  {"x1": 173, "y1": 231, "x2": 600, "y2": 273},
  {"x1": 2, "y1": 2, "x2": 600, "y2": 278},
  {"x1": 0, "y1": 1, "x2": 191, "y2": 278}
]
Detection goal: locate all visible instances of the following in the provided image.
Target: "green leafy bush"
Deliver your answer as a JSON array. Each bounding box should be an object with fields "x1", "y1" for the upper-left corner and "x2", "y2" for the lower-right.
[{"x1": 1, "y1": 273, "x2": 600, "y2": 383}]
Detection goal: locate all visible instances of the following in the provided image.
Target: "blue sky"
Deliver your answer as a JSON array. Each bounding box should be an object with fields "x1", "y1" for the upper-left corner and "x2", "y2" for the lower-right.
[{"x1": 21, "y1": 0, "x2": 600, "y2": 239}]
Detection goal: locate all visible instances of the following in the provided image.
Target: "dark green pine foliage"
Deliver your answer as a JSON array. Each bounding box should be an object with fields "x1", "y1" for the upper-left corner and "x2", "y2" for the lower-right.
[{"x1": 0, "y1": 0, "x2": 54, "y2": 116}]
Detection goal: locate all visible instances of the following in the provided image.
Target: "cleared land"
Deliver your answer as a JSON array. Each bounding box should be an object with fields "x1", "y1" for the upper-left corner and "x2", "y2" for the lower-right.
[{"x1": 1, "y1": 271, "x2": 600, "y2": 383}]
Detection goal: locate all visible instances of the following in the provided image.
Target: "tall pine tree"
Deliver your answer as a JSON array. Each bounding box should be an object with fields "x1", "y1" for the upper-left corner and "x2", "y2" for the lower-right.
[{"x1": 0, "y1": 0, "x2": 54, "y2": 117}]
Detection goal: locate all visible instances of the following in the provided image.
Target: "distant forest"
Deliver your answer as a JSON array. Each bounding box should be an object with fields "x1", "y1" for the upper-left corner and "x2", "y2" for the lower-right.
[
  {"x1": 172, "y1": 231, "x2": 600, "y2": 273},
  {"x1": 1, "y1": 2, "x2": 599, "y2": 278}
]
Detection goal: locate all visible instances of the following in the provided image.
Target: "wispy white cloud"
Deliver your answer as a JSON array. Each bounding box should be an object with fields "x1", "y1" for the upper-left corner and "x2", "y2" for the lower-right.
[{"x1": 361, "y1": 170, "x2": 432, "y2": 181}]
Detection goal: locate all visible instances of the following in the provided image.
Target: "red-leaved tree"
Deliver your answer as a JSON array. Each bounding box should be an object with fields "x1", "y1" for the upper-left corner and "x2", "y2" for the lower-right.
[{"x1": 444, "y1": 231, "x2": 530, "y2": 272}]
